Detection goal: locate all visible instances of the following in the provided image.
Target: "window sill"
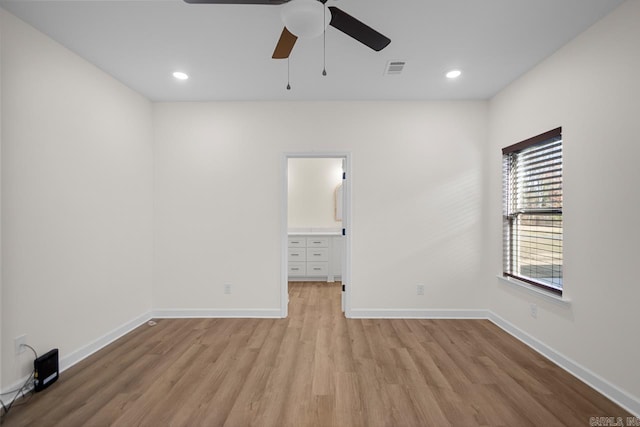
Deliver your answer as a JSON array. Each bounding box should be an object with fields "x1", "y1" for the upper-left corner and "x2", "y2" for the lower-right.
[{"x1": 496, "y1": 275, "x2": 571, "y2": 306}]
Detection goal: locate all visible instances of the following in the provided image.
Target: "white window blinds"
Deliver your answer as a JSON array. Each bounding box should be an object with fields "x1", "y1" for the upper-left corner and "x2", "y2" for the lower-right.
[{"x1": 502, "y1": 127, "x2": 563, "y2": 294}]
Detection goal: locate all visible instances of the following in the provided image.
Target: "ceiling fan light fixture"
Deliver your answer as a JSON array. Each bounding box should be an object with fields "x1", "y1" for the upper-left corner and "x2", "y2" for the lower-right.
[
  {"x1": 173, "y1": 71, "x2": 189, "y2": 80},
  {"x1": 281, "y1": 0, "x2": 331, "y2": 39},
  {"x1": 446, "y1": 69, "x2": 462, "y2": 79}
]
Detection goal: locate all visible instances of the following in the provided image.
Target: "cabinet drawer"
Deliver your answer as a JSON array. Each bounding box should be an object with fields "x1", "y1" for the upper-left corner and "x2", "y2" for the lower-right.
[
  {"x1": 287, "y1": 237, "x2": 306, "y2": 248},
  {"x1": 306, "y1": 248, "x2": 329, "y2": 261},
  {"x1": 288, "y1": 262, "x2": 306, "y2": 276},
  {"x1": 288, "y1": 248, "x2": 306, "y2": 262},
  {"x1": 306, "y1": 262, "x2": 328, "y2": 276},
  {"x1": 306, "y1": 237, "x2": 329, "y2": 248}
]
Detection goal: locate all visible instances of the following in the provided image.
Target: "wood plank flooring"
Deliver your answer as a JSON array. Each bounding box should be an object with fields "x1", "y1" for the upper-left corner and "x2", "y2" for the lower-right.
[{"x1": 2, "y1": 282, "x2": 631, "y2": 426}]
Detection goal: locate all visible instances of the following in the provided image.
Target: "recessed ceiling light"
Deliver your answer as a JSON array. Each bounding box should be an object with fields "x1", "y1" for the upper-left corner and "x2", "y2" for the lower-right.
[
  {"x1": 446, "y1": 69, "x2": 462, "y2": 79},
  {"x1": 173, "y1": 71, "x2": 189, "y2": 80}
]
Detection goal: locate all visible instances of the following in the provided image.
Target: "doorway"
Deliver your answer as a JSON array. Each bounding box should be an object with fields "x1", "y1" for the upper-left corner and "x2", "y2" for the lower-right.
[{"x1": 281, "y1": 153, "x2": 351, "y2": 318}]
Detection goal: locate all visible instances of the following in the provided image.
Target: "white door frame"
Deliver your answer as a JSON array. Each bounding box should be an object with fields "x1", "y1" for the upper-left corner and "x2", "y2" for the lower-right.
[{"x1": 281, "y1": 152, "x2": 352, "y2": 318}]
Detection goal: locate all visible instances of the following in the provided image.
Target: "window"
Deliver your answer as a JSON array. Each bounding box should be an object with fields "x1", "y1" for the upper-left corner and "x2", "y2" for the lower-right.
[{"x1": 502, "y1": 127, "x2": 563, "y2": 295}]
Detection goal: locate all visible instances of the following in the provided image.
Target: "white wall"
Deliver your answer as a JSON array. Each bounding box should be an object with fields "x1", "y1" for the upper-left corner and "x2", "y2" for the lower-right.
[
  {"x1": 288, "y1": 157, "x2": 342, "y2": 229},
  {"x1": 153, "y1": 101, "x2": 488, "y2": 313},
  {"x1": 5, "y1": 0, "x2": 637, "y2": 415},
  {"x1": 1, "y1": 10, "x2": 153, "y2": 388},
  {"x1": 487, "y1": 0, "x2": 640, "y2": 406},
  {"x1": 0, "y1": 11, "x2": 3, "y2": 391}
]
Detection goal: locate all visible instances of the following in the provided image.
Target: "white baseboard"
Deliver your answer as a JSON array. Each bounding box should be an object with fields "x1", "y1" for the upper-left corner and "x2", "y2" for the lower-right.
[
  {"x1": 287, "y1": 278, "x2": 342, "y2": 283},
  {"x1": 60, "y1": 311, "x2": 152, "y2": 372},
  {"x1": 4, "y1": 307, "x2": 637, "y2": 418},
  {"x1": 152, "y1": 308, "x2": 283, "y2": 318},
  {"x1": 0, "y1": 375, "x2": 35, "y2": 407},
  {"x1": 488, "y1": 311, "x2": 640, "y2": 417},
  {"x1": 1, "y1": 311, "x2": 151, "y2": 404},
  {"x1": 349, "y1": 308, "x2": 639, "y2": 416},
  {"x1": 348, "y1": 309, "x2": 488, "y2": 319}
]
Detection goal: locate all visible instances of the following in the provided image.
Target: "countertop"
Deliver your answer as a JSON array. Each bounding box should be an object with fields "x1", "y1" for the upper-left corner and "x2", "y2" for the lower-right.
[{"x1": 288, "y1": 228, "x2": 342, "y2": 236}]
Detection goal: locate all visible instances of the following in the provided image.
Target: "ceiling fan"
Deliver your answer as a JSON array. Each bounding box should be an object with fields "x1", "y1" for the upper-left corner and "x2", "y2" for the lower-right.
[{"x1": 184, "y1": 0, "x2": 391, "y2": 59}]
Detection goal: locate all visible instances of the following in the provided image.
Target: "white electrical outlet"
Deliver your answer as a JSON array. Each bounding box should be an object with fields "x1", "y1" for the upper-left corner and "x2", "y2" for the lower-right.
[
  {"x1": 14, "y1": 334, "x2": 27, "y2": 355},
  {"x1": 417, "y1": 284, "x2": 425, "y2": 296},
  {"x1": 224, "y1": 284, "x2": 232, "y2": 294},
  {"x1": 530, "y1": 303, "x2": 538, "y2": 319}
]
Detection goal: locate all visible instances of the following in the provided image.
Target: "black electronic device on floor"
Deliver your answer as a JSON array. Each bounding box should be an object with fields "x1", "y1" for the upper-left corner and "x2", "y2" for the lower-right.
[{"x1": 33, "y1": 348, "x2": 59, "y2": 392}]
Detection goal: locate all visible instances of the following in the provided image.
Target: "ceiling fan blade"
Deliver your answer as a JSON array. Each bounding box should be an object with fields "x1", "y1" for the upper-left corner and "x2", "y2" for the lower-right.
[
  {"x1": 328, "y1": 6, "x2": 390, "y2": 51},
  {"x1": 272, "y1": 27, "x2": 298, "y2": 59},
  {"x1": 184, "y1": 0, "x2": 288, "y2": 4}
]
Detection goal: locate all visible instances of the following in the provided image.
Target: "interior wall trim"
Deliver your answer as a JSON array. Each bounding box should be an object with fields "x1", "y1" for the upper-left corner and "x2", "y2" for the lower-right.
[
  {"x1": 152, "y1": 309, "x2": 283, "y2": 319},
  {"x1": 488, "y1": 311, "x2": 640, "y2": 417},
  {"x1": 59, "y1": 311, "x2": 153, "y2": 373},
  {"x1": 349, "y1": 308, "x2": 639, "y2": 416},
  {"x1": 2, "y1": 311, "x2": 153, "y2": 399},
  {"x1": 4, "y1": 309, "x2": 637, "y2": 418},
  {"x1": 348, "y1": 309, "x2": 488, "y2": 319}
]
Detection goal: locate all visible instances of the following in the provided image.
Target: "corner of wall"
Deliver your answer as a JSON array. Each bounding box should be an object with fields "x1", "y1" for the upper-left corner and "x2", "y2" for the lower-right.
[
  {"x1": 0, "y1": 7, "x2": 154, "y2": 390},
  {"x1": 0, "y1": 6, "x2": 4, "y2": 393},
  {"x1": 485, "y1": 0, "x2": 640, "y2": 409}
]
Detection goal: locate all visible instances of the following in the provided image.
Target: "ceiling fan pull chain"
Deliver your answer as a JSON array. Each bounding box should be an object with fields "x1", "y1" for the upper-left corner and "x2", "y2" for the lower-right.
[
  {"x1": 287, "y1": 58, "x2": 291, "y2": 90},
  {"x1": 322, "y1": 3, "x2": 327, "y2": 76}
]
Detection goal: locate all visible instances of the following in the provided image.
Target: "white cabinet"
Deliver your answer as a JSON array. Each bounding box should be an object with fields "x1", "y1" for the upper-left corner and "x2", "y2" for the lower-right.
[
  {"x1": 307, "y1": 262, "x2": 329, "y2": 277},
  {"x1": 287, "y1": 237, "x2": 306, "y2": 247},
  {"x1": 287, "y1": 234, "x2": 342, "y2": 282},
  {"x1": 306, "y1": 237, "x2": 329, "y2": 247},
  {"x1": 288, "y1": 262, "x2": 306, "y2": 276},
  {"x1": 288, "y1": 248, "x2": 306, "y2": 262},
  {"x1": 306, "y1": 247, "x2": 329, "y2": 261},
  {"x1": 331, "y1": 236, "x2": 344, "y2": 278}
]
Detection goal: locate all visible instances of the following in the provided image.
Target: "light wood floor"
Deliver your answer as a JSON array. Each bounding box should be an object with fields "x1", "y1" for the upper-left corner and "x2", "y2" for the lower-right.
[{"x1": 2, "y1": 282, "x2": 630, "y2": 426}]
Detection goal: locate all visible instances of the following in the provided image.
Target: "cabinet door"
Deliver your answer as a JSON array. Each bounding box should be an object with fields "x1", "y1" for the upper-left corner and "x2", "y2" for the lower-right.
[
  {"x1": 306, "y1": 237, "x2": 329, "y2": 248},
  {"x1": 287, "y1": 237, "x2": 306, "y2": 248},
  {"x1": 288, "y1": 262, "x2": 306, "y2": 276},
  {"x1": 306, "y1": 248, "x2": 329, "y2": 262},
  {"x1": 288, "y1": 248, "x2": 306, "y2": 262},
  {"x1": 306, "y1": 262, "x2": 328, "y2": 276}
]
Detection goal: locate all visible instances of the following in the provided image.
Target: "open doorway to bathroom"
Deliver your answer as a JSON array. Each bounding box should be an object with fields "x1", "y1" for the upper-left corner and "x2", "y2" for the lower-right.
[{"x1": 281, "y1": 154, "x2": 350, "y2": 318}]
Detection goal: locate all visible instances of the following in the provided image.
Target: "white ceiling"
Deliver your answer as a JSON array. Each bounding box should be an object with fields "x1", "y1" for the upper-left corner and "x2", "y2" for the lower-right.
[{"x1": 0, "y1": 0, "x2": 624, "y2": 101}]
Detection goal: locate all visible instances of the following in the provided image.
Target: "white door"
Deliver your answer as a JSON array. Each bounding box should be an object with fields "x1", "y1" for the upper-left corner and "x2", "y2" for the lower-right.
[
  {"x1": 281, "y1": 153, "x2": 350, "y2": 318},
  {"x1": 341, "y1": 158, "x2": 347, "y2": 313}
]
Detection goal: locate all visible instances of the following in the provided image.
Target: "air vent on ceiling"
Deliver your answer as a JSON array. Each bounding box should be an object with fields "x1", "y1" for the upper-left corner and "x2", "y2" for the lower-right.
[{"x1": 385, "y1": 61, "x2": 406, "y2": 75}]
